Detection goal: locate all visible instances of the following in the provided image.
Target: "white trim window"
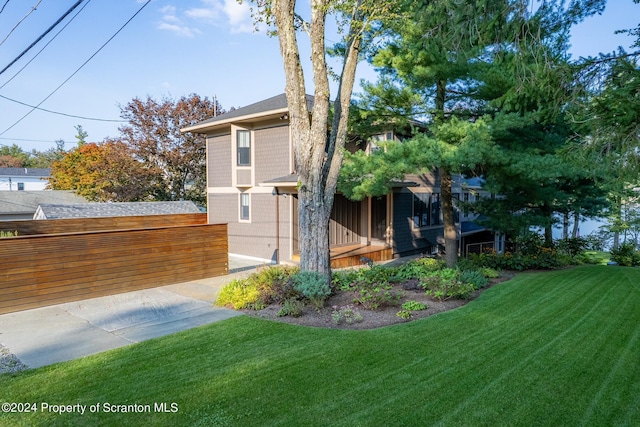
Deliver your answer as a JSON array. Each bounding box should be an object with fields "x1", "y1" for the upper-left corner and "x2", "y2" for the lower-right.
[
  {"x1": 240, "y1": 192, "x2": 250, "y2": 222},
  {"x1": 237, "y1": 130, "x2": 251, "y2": 166}
]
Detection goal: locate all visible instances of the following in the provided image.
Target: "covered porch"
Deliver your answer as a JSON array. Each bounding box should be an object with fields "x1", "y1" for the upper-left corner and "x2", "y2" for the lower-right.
[{"x1": 290, "y1": 243, "x2": 394, "y2": 269}]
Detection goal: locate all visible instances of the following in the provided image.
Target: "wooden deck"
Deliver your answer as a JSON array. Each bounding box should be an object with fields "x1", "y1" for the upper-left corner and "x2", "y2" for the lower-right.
[{"x1": 291, "y1": 244, "x2": 394, "y2": 269}]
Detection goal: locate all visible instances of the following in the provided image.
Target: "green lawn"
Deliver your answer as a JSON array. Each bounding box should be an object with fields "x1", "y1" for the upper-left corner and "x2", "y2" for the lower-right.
[{"x1": 1, "y1": 265, "x2": 639, "y2": 426}]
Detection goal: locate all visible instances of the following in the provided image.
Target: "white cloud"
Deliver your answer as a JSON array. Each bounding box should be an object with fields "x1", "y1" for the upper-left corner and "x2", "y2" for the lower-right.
[
  {"x1": 157, "y1": 4, "x2": 200, "y2": 37},
  {"x1": 221, "y1": 0, "x2": 253, "y2": 33},
  {"x1": 157, "y1": 1, "x2": 255, "y2": 37}
]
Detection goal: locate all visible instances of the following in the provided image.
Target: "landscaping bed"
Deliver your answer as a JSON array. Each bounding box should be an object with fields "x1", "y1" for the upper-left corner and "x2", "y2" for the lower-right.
[{"x1": 218, "y1": 257, "x2": 513, "y2": 330}]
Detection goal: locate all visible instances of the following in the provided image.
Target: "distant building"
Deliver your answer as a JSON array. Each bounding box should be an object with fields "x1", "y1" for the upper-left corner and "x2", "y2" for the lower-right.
[
  {"x1": 0, "y1": 168, "x2": 50, "y2": 191},
  {"x1": 33, "y1": 201, "x2": 202, "y2": 220},
  {"x1": 0, "y1": 191, "x2": 88, "y2": 221}
]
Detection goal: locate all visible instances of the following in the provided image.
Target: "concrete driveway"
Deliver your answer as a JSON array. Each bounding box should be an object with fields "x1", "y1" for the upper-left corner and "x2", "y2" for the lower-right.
[{"x1": 0, "y1": 256, "x2": 261, "y2": 369}]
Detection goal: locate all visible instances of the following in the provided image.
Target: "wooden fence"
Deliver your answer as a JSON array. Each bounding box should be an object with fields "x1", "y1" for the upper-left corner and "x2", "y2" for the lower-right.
[
  {"x1": 0, "y1": 213, "x2": 207, "y2": 235},
  {"x1": 0, "y1": 222, "x2": 228, "y2": 315}
]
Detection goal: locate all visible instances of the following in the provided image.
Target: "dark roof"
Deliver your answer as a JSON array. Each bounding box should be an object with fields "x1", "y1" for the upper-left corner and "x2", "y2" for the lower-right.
[
  {"x1": 0, "y1": 168, "x2": 50, "y2": 177},
  {"x1": 461, "y1": 220, "x2": 486, "y2": 235},
  {"x1": 184, "y1": 93, "x2": 314, "y2": 131},
  {"x1": 0, "y1": 191, "x2": 88, "y2": 215},
  {"x1": 34, "y1": 201, "x2": 201, "y2": 220}
]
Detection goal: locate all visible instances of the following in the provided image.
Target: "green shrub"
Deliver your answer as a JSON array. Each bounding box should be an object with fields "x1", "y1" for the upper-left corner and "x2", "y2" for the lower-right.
[
  {"x1": 331, "y1": 305, "x2": 363, "y2": 325},
  {"x1": 215, "y1": 266, "x2": 299, "y2": 310},
  {"x1": 480, "y1": 267, "x2": 500, "y2": 279},
  {"x1": 0, "y1": 230, "x2": 17, "y2": 238},
  {"x1": 215, "y1": 278, "x2": 263, "y2": 310},
  {"x1": 556, "y1": 237, "x2": 589, "y2": 257},
  {"x1": 352, "y1": 282, "x2": 403, "y2": 310},
  {"x1": 396, "y1": 309, "x2": 412, "y2": 320},
  {"x1": 277, "y1": 298, "x2": 304, "y2": 317},
  {"x1": 610, "y1": 243, "x2": 640, "y2": 267},
  {"x1": 291, "y1": 271, "x2": 331, "y2": 309},
  {"x1": 401, "y1": 300, "x2": 428, "y2": 311},
  {"x1": 393, "y1": 257, "x2": 445, "y2": 281},
  {"x1": 420, "y1": 269, "x2": 475, "y2": 301},
  {"x1": 459, "y1": 269, "x2": 488, "y2": 290},
  {"x1": 332, "y1": 269, "x2": 359, "y2": 291}
]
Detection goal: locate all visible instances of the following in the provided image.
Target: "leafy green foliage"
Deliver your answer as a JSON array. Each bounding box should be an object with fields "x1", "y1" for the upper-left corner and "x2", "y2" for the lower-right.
[
  {"x1": 215, "y1": 266, "x2": 299, "y2": 310},
  {"x1": 331, "y1": 305, "x2": 363, "y2": 325},
  {"x1": 290, "y1": 271, "x2": 332, "y2": 309},
  {"x1": 277, "y1": 298, "x2": 304, "y2": 318},
  {"x1": 610, "y1": 243, "x2": 640, "y2": 267},
  {"x1": 420, "y1": 268, "x2": 476, "y2": 301},
  {"x1": 392, "y1": 257, "x2": 446, "y2": 281},
  {"x1": 396, "y1": 309, "x2": 412, "y2": 320},
  {"x1": 459, "y1": 269, "x2": 489, "y2": 290},
  {"x1": 557, "y1": 237, "x2": 590, "y2": 257},
  {"x1": 0, "y1": 230, "x2": 18, "y2": 238},
  {"x1": 401, "y1": 300, "x2": 428, "y2": 311}
]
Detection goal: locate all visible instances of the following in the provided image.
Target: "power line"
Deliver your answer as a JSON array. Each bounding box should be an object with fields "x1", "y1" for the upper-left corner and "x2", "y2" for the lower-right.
[
  {"x1": 0, "y1": 0, "x2": 43, "y2": 46},
  {"x1": 0, "y1": 0, "x2": 86, "y2": 76},
  {"x1": 0, "y1": 0, "x2": 93, "y2": 89},
  {"x1": 0, "y1": 0, "x2": 152, "y2": 137},
  {"x1": 0, "y1": 94, "x2": 125, "y2": 122},
  {"x1": 0, "y1": 0, "x2": 11, "y2": 15}
]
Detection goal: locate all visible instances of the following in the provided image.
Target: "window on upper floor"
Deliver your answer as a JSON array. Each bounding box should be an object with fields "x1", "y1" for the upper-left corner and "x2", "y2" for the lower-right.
[{"x1": 237, "y1": 130, "x2": 251, "y2": 166}]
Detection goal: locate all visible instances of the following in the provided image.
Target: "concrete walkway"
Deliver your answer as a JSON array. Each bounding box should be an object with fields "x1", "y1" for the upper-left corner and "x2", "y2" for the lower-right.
[{"x1": 0, "y1": 256, "x2": 262, "y2": 370}]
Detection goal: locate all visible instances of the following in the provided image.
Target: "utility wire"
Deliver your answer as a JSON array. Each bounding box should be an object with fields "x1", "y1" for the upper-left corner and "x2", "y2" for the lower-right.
[
  {"x1": 0, "y1": 93, "x2": 125, "y2": 122},
  {"x1": 0, "y1": 0, "x2": 86, "y2": 76},
  {"x1": 0, "y1": 0, "x2": 43, "y2": 46},
  {"x1": 0, "y1": 0, "x2": 92, "y2": 89},
  {"x1": 0, "y1": 0, "x2": 11, "y2": 15},
  {"x1": 0, "y1": 0, "x2": 151, "y2": 137}
]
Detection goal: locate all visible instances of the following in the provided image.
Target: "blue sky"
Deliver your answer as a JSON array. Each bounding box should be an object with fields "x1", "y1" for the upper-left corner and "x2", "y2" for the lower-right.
[{"x1": 0, "y1": 0, "x2": 637, "y2": 152}]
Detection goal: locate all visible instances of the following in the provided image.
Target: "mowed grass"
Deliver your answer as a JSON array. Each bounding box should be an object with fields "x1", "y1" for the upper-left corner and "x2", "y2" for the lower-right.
[{"x1": 1, "y1": 265, "x2": 640, "y2": 426}]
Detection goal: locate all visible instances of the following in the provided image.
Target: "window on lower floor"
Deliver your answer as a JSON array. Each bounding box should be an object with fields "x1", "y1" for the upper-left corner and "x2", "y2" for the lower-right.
[
  {"x1": 17, "y1": 182, "x2": 24, "y2": 191},
  {"x1": 240, "y1": 192, "x2": 250, "y2": 221}
]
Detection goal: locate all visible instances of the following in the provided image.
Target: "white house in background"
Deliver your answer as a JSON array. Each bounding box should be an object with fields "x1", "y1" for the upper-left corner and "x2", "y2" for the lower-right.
[{"x1": 0, "y1": 168, "x2": 50, "y2": 191}]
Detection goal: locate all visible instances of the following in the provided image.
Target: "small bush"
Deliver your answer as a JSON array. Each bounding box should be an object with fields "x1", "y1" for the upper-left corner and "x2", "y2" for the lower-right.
[
  {"x1": 353, "y1": 282, "x2": 403, "y2": 310},
  {"x1": 0, "y1": 230, "x2": 17, "y2": 238},
  {"x1": 332, "y1": 269, "x2": 359, "y2": 291},
  {"x1": 393, "y1": 257, "x2": 445, "y2": 281},
  {"x1": 480, "y1": 267, "x2": 500, "y2": 278},
  {"x1": 331, "y1": 305, "x2": 363, "y2": 325},
  {"x1": 610, "y1": 243, "x2": 640, "y2": 267},
  {"x1": 291, "y1": 271, "x2": 331, "y2": 309},
  {"x1": 459, "y1": 269, "x2": 488, "y2": 290},
  {"x1": 401, "y1": 300, "x2": 428, "y2": 311},
  {"x1": 215, "y1": 266, "x2": 299, "y2": 310},
  {"x1": 396, "y1": 309, "x2": 412, "y2": 320},
  {"x1": 277, "y1": 298, "x2": 304, "y2": 317},
  {"x1": 215, "y1": 278, "x2": 263, "y2": 310},
  {"x1": 556, "y1": 237, "x2": 589, "y2": 257},
  {"x1": 420, "y1": 269, "x2": 475, "y2": 301}
]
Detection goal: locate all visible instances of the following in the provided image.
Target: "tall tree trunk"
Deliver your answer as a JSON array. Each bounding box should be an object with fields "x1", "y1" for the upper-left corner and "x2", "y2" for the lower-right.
[
  {"x1": 541, "y1": 203, "x2": 554, "y2": 246},
  {"x1": 562, "y1": 211, "x2": 569, "y2": 239},
  {"x1": 572, "y1": 210, "x2": 580, "y2": 238},
  {"x1": 435, "y1": 80, "x2": 458, "y2": 267},
  {"x1": 441, "y1": 169, "x2": 458, "y2": 267},
  {"x1": 274, "y1": 0, "x2": 364, "y2": 276}
]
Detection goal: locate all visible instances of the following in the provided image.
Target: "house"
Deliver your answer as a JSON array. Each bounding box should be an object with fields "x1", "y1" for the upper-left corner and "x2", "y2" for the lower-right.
[
  {"x1": 33, "y1": 201, "x2": 201, "y2": 220},
  {"x1": 182, "y1": 93, "x2": 501, "y2": 266},
  {"x1": 0, "y1": 168, "x2": 50, "y2": 191},
  {"x1": 0, "y1": 191, "x2": 88, "y2": 221}
]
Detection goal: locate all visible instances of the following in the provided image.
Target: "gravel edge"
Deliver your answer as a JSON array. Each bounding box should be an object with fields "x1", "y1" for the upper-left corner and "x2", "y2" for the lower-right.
[{"x1": 0, "y1": 343, "x2": 27, "y2": 374}]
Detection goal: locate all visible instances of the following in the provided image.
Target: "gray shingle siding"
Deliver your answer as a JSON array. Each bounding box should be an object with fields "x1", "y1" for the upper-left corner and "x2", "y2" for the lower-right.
[
  {"x1": 208, "y1": 193, "x2": 291, "y2": 262},
  {"x1": 207, "y1": 134, "x2": 232, "y2": 187},
  {"x1": 255, "y1": 125, "x2": 290, "y2": 183}
]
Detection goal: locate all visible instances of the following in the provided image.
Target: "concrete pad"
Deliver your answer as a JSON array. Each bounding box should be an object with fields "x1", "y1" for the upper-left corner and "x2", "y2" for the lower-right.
[
  {"x1": 0, "y1": 306, "x2": 131, "y2": 369},
  {"x1": 59, "y1": 288, "x2": 212, "y2": 332},
  {"x1": 0, "y1": 266, "x2": 256, "y2": 370}
]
